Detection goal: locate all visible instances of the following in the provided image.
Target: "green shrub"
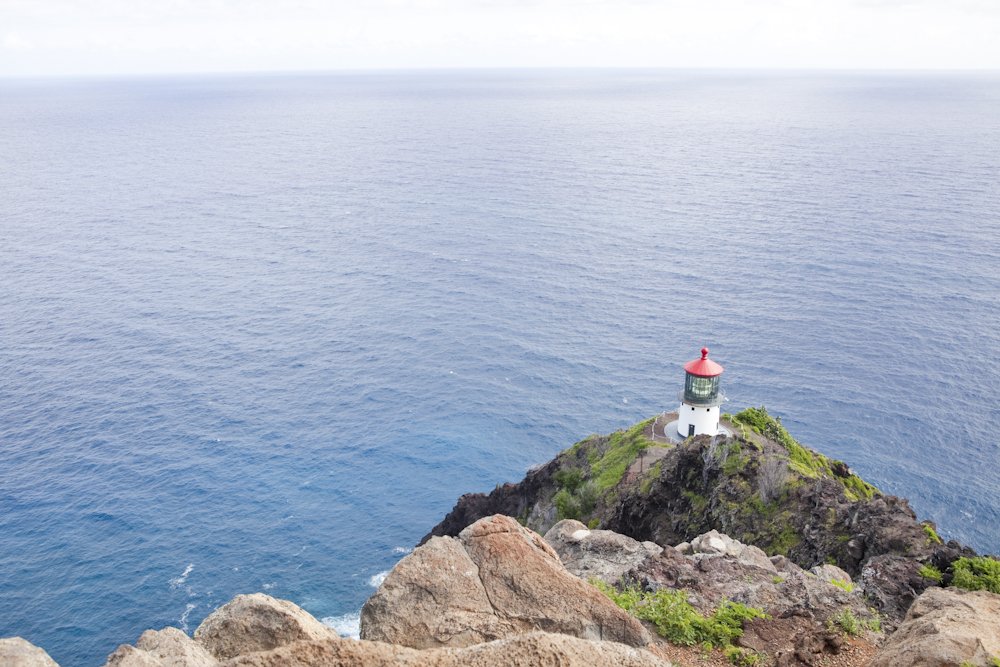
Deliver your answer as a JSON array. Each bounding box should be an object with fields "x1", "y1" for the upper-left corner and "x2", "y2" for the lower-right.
[
  {"x1": 554, "y1": 467, "x2": 584, "y2": 493},
  {"x1": 830, "y1": 578, "x2": 854, "y2": 592},
  {"x1": 592, "y1": 581, "x2": 768, "y2": 647},
  {"x1": 950, "y1": 557, "x2": 1000, "y2": 594},
  {"x1": 918, "y1": 564, "x2": 943, "y2": 583},
  {"x1": 554, "y1": 489, "x2": 581, "y2": 521},
  {"x1": 829, "y1": 608, "x2": 862, "y2": 636},
  {"x1": 724, "y1": 645, "x2": 764, "y2": 666},
  {"x1": 922, "y1": 524, "x2": 943, "y2": 545}
]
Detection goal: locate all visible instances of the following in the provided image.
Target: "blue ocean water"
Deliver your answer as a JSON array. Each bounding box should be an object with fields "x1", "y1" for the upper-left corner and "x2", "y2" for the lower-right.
[{"x1": 1, "y1": 69, "x2": 999, "y2": 666}]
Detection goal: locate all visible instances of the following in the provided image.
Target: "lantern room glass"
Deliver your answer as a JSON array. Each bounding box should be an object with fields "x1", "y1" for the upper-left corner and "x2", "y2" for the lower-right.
[{"x1": 685, "y1": 373, "x2": 719, "y2": 403}]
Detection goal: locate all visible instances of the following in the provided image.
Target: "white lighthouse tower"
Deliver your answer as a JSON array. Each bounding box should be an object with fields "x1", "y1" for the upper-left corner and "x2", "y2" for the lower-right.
[{"x1": 677, "y1": 347, "x2": 726, "y2": 438}]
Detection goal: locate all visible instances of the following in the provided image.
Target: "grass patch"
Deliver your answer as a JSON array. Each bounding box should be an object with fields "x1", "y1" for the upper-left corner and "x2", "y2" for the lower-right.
[
  {"x1": 922, "y1": 523, "x2": 943, "y2": 545},
  {"x1": 592, "y1": 580, "x2": 768, "y2": 648},
  {"x1": 918, "y1": 564, "x2": 943, "y2": 583},
  {"x1": 588, "y1": 418, "x2": 658, "y2": 491}
]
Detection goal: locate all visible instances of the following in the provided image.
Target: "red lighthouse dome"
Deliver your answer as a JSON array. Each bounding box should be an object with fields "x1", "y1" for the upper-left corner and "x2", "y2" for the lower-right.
[{"x1": 683, "y1": 347, "x2": 724, "y2": 378}]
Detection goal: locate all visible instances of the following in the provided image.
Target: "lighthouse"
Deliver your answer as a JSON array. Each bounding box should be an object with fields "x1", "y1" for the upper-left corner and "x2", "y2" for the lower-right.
[{"x1": 677, "y1": 347, "x2": 726, "y2": 438}]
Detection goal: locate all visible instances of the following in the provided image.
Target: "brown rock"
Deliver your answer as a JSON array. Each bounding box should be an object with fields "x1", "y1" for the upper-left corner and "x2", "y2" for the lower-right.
[
  {"x1": 544, "y1": 519, "x2": 663, "y2": 584},
  {"x1": 358, "y1": 535, "x2": 517, "y2": 648},
  {"x1": 867, "y1": 586, "x2": 1000, "y2": 667},
  {"x1": 0, "y1": 638, "x2": 60, "y2": 667},
  {"x1": 220, "y1": 632, "x2": 672, "y2": 667},
  {"x1": 135, "y1": 628, "x2": 218, "y2": 667},
  {"x1": 361, "y1": 515, "x2": 650, "y2": 650},
  {"x1": 194, "y1": 594, "x2": 338, "y2": 661},
  {"x1": 104, "y1": 645, "x2": 164, "y2": 667}
]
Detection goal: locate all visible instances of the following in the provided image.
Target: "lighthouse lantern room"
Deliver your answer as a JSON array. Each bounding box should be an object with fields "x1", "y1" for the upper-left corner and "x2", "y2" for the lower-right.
[{"x1": 677, "y1": 347, "x2": 726, "y2": 438}]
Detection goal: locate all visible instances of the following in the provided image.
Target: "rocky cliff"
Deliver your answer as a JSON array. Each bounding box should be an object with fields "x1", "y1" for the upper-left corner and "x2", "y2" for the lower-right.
[{"x1": 422, "y1": 408, "x2": 986, "y2": 627}]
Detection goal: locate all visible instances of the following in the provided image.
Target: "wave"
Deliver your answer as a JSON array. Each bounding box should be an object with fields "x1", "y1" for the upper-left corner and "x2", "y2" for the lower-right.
[{"x1": 321, "y1": 611, "x2": 360, "y2": 640}]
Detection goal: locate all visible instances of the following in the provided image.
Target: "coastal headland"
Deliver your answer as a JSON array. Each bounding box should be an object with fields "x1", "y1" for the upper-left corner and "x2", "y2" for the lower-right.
[{"x1": 4, "y1": 408, "x2": 1000, "y2": 667}]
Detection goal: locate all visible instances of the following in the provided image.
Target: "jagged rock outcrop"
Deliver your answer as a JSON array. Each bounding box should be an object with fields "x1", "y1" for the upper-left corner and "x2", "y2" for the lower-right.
[
  {"x1": 422, "y1": 413, "x2": 977, "y2": 624},
  {"x1": 0, "y1": 638, "x2": 59, "y2": 667},
  {"x1": 194, "y1": 593, "x2": 339, "y2": 661},
  {"x1": 218, "y1": 632, "x2": 673, "y2": 667},
  {"x1": 103, "y1": 628, "x2": 218, "y2": 667},
  {"x1": 867, "y1": 586, "x2": 1000, "y2": 667},
  {"x1": 544, "y1": 520, "x2": 880, "y2": 664},
  {"x1": 544, "y1": 520, "x2": 663, "y2": 584},
  {"x1": 361, "y1": 514, "x2": 650, "y2": 649}
]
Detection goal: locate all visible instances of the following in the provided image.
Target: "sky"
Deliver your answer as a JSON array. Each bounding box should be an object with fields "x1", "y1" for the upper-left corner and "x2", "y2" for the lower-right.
[{"x1": 1, "y1": 0, "x2": 999, "y2": 76}]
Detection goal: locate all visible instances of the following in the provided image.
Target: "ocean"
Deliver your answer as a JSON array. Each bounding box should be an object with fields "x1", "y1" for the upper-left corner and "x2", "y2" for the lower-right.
[{"x1": 1, "y1": 69, "x2": 998, "y2": 667}]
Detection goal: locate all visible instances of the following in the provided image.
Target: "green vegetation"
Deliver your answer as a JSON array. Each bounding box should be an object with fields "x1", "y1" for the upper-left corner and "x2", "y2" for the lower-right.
[
  {"x1": 922, "y1": 523, "x2": 943, "y2": 545},
  {"x1": 734, "y1": 406, "x2": 879, "y2": 501},
  {"x1": 950, "y1": 557, "x2": 1000, "y2": 594},
  {"x1": 918, "y1": 564, "x2": 943, "y2": 583},
  {"x1": 554, "y1": 467, "x2": 584, "y2": 493},
  {"x1": 592, "y1": 580, "x2": 768, "y2": 648},
  {"x1": 554, "y1": 480, "x2": 600, "y2": 522},
  {"x1": 830, "y1": 578, "x2": 854, "y2": 592},
  {"x1": 829, "y1": 608, "x2": 862, "y2": 636},
  {"x1": 771, "y1": 526, "x2": 801, "y2": 556},
  {"x1": 771, "y1": 575, "x2": 784, "y2": 584},
  {"x1": 724, "y1": 645, "x2": 765, "y2": 666},
  {"x1": 588, "y1": 419, "x2": 659, "y2": 490}
]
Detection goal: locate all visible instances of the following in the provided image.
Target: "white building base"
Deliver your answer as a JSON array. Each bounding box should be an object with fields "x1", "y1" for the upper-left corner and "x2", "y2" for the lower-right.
[{"x1": 677, "y1": 403, "x2": 721, "y2": 438}]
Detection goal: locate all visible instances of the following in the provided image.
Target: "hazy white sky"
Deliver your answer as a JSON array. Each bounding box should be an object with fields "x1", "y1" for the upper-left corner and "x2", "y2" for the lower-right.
[{"x1": 2, "y1": 0, "x2": 999, "y2": 76}]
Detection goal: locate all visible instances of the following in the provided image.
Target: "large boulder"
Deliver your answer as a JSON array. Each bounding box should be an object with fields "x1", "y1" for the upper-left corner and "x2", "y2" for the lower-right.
[
  {"x1": 219, "y1": 631, "x2": 672, "y2": 667},
  {"x1": 103, "y1": 627, "x2": 219, "y2": 667},
  {"x1": 0, "y1": 638, "x2": 59, "y2": 667},
  {"x1": 361, "y1": 514, "x2": 650, "y2": 650},
  {"x1": 867, "y1": 586, "x2": 1000, "y2": 667},
  {"x1": 544, "y1": 520, "x2": 663, "y2": 584},
  {"x1": 194, "y1": 594, "x2": 338, "y2": 661}
]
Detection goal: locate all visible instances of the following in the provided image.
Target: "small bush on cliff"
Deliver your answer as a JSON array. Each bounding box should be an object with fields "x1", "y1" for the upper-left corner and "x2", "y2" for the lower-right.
[
  {"x1": 554, "y1": 480, "x2": 600, "y2": 521},
  {"x1": 918, "y1": 564, "x2": 943, "y2": 583},
  {"x1": 725, "y1": 646, "x2": 764, "y2": 666},
  {"x1": 554, "y1": 467, "x2": 584, "y2": 493},
  {"x1": 592, "y1": 580, "x2": 768, "y2": 647},
  {"x1": 950, "y1": 557, "x2": 1000, "y2": 594},
  {"x1": 922, "y1": 523, "x2": 943, "y2": 545}
]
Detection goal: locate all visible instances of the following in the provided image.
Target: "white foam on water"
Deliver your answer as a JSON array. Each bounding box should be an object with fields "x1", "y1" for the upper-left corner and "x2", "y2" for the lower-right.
[
  {"x1": 392, "y1": 547, "x2": 412, "y2": 554},
  {"x1": 321, "y1": 611, "x2": 360, "y2": 640},
  {"x1": 169, "y1": 564, "x2": 194, "y2": 590},
  {"x1": 179, "y1": 603, "x2": 196, "y2": 632},
  {"x1": 368, "y1": 571, "x2": 388, "y2": 587}
]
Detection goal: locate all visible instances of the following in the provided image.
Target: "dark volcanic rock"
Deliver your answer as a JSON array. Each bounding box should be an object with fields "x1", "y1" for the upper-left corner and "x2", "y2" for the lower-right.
[{"x1": 422, "y1": 415, "x2": 971, "y2": 625}]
